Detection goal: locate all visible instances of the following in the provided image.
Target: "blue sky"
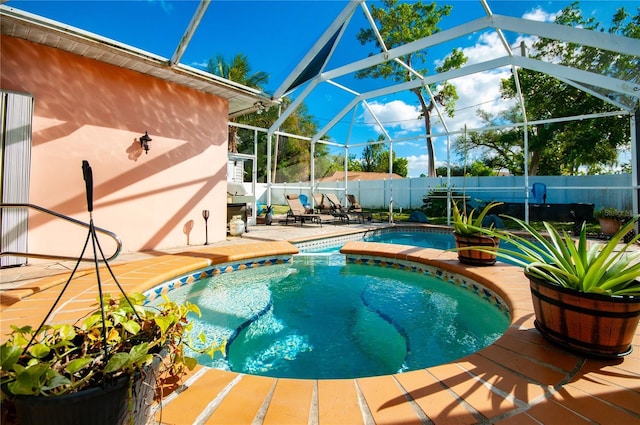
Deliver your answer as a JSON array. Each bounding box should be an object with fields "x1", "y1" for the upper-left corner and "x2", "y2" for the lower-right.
[{"x1": 7, "y1": 1, "x2": 637, "y2": 176}]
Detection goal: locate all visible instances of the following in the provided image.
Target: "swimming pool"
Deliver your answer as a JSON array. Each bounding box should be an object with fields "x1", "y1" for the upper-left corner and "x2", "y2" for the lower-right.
[
  {"x1": 295, "y1": 226, "x2": 455, "y2": 254},
  {"x1": 297, "y1": 226, "x2": 519, "y2": 265},
  {"x1": 155, "y1": 253, "x2": 510, "y2": 379}
]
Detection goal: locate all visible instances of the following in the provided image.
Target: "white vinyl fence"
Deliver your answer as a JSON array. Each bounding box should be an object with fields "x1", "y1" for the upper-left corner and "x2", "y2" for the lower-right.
[{"x1": 251, "y1": 174, "x2": 633, "y2": 213}]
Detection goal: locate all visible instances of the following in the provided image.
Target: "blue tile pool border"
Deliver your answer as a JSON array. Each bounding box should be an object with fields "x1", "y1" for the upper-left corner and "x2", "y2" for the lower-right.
[
  {"x1": 142, "y1": 238, "x2": 509, "y2": 321},
  {"x1": 143, "y1": 255, "x2": 294, "y2": 303},
  {"x1": 344, "y1": 254, "x2": 510, "y2": 318},
  {"x1": 294, "y1": 224, "x2": 452, "y2": 253}
]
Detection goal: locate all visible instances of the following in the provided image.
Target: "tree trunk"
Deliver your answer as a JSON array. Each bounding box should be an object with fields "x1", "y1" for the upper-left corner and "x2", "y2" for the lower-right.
[
  {"x1": 413, "y1": 89, "x2": 436, "y2": 177},
  {"x1": 228, "y1": 126, "x2": 238, "y2": 153},
  {"x1": 529, "y1": 149, "x2": 541, "y2": 176}
]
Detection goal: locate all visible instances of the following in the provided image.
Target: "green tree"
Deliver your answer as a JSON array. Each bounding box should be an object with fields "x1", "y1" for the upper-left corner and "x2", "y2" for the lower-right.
[
  {"x1": 347, "y1": 153, "x2": 363, "y2": 172},
  {"x1": 207, "y1": 53, "x2": 270, "y2": 153},
  {"x1": 356, "y1": 0, "x2": 466, "y2": 177},
  {"x1": 500, "y1": 2, "x2": 637, "y2": 175},
  {"x1": 356, "y1": 136, "x2": 408, "y2": 177},
  {"x1": 207, "y1": 54, "x2": 336, "y2": 181},
  {"x1": 233, "y1": 98, "x2": 333, "y2": 183},
  {"x1": 361, "y1": 142, "x2": 384, "y2": 172},
  {"x1": 454, "y1": 107, "x2": 526, "y2": 176}
]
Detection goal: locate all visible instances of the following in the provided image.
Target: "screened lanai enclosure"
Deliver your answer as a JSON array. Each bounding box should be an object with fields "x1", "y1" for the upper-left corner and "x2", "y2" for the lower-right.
[
  {"x1": 2, "y1": 0, "x2": 639, "y2": 240},
  {"x1": 222, "y1": 0, "x2": 640, "y2": 226}
]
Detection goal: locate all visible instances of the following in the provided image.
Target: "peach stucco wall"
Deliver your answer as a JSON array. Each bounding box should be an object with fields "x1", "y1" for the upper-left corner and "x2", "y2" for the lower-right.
[{"x1": 1, "y1": 36, "x2": 230, "y2": 258}]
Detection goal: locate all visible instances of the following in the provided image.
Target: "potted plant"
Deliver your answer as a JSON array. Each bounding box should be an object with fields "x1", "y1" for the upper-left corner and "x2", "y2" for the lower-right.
[
  {"x1": 594, "y1": 207, "x2": 633, "y2": 236},
  {"x1": 452, "y1": 201, "x2": 503, "y2": 266},
  {"x1": 1, "y1": 293, "x2": 219, "y2": 425},
  {"x1": 474, "y1": 216, "x2": 640, "y2": 358}
]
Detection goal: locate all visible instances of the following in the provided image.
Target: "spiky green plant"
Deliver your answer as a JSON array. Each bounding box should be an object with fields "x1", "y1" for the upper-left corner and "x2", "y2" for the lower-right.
[
  {"x1": 473, "y1": 216, "x2": 640, "y2": 296},
  {"x1": 452, "y1": 201, "x2": 503, "y2": 236}
]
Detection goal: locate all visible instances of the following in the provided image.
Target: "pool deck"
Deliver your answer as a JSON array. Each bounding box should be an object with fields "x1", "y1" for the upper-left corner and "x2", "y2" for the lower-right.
[{"x1": 1, "y1": 223, "x2": 638, "y2": 424}]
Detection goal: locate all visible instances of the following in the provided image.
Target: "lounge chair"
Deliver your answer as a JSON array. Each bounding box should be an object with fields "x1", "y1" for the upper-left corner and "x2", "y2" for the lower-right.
[
  {"x1": 346, "y1": 194, "x2": 362, "y2": 212},
  {"x1": 284, "y1": 194, "x2": 321, "y2": 226},
  {"x1": 324, "y1": 193, "x2": 355, "y2": 224},
  {"x1": 312, "y1": 193, "x2": 332, "y2": 214},
  {"x1": 325, "y1": 193, "x2": 347, "y2": 213},
  {"x1": 346, "y1": 193, "x2": 373, "y2": 222}
]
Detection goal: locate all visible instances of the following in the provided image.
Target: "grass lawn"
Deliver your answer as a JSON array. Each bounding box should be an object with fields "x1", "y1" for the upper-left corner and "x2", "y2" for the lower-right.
[{"x1": 265, "y1": 205, "x2": 604, "y2": 236}]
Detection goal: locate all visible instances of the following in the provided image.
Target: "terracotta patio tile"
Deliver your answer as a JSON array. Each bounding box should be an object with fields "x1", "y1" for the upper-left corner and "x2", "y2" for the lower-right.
[
  {"x1": 567, "y1": 367, "x2": 640, "y2": 415},
  {"x1": 395, "y1": 370, "x2": 479, "y2": 424},
  {"x1": 550, "y1": 382, "x2": 640, "y2": 424},
  {"x1": 525, "y1": 398, "x2": 594, "y2": 424},
  {"x1": 156, "y1": 368, "x2": 238, "y2": 424},
  {"x1": 205, "y1": 374, "x2": 275, "y2": 424},
  {"x1": 491, "y1": 411, "x2": 540, "y2": 424},
  {"x1": 492, "y1": 328, "x2": 580, "y2": 372},
  {"x1": 262, "y1": 378, "x2": 314, "y2": 424},
  {"x1": 457, "y1": 354, "x2": 548, "y2": 405},
  {"x1": 317, "y1": 379, "x2": 362, "y2": 424},
  {"x1": 478, "y1": 344, "x2": 568, "y2": 386},
  {"x1": 357, "y1": 374, "x2": 423, "y2": 425},
  {"x1": 427, "y1": 363, "x2": 518, "y2": 420}
]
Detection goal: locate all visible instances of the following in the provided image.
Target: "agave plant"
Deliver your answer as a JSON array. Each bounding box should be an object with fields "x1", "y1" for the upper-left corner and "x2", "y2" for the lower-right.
[
  {"x1": 476, "y1": 216, "x2": 640, "y2": 296},
  {"x1": 452, "y1": 201, "x2": 503, "y2": 236}
]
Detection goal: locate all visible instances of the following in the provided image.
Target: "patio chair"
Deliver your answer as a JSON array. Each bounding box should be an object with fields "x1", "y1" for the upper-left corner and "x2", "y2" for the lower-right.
[
  {"x1": 346, "y1": 193, "x2": 373, "y2": 222},
  {"x1": 532, "y1": 182, "x2": 547, "y2": 204},
  {"x1": 284, "y1": 194, "x2": 321, "y2": 226},
  {"x1": 346, "y1": 194, "x2": 362, "y2": 212},
  {"x1": 325, "y1": 193, "x2": 347, "y2": 212},
  {"x1": 324, "y1": 193, "x2": 355, "y2": 224},
  {"x1": 312, "y1": 193, "x2": 332, "y2": 214}
]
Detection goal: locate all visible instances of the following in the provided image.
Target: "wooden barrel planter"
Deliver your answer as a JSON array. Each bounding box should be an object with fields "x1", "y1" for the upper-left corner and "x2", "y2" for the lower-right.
[
  {"x1": 528, "y1": 274, "x2": 640, "y2": 358},
  {"x1": 454, "y1": 233, "x2": 498, "y2": 266}
]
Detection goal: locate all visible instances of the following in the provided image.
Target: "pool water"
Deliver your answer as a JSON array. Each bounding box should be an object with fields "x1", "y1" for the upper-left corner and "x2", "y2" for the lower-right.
[
  {"x1": 366, "y1": 231, "x2": 457, "y2": 249},
  {"x1": 301, "y1": 231, "x2": 457, "y2": 254},
  {"x1": 164, "y1": 254, "x2": 509, "y2": 379},
  {"x1": 303, "y1": 230, "x2": 518, "y2": 266}
]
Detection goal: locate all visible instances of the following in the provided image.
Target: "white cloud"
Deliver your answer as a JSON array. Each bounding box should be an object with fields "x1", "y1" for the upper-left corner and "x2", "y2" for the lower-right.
[
  {"x1": 522, "y1": 7, "x2": 557, "y2": 22},
  {"x1": 352, "y1": 5, "x2": 558, "y2": 175},
  {"x1": 361, "y1": 100, "x2": 423, "y2": 134},
  {"x1": 406, "y1": 154, "x2": 429, "y2": 177},
  {"x1": 406, "y1": 153, "x2": 449, "y2": 178}
]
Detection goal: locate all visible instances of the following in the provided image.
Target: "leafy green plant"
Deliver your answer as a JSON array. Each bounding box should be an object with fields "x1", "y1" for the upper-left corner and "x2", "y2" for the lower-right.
[
  {"x1": 452, "y1": 201, "x2": 503, "y2": 236},
  {"x1": 421, "y1": 184, "x2": 465, "y2": 217},
  {"x1": 594, "y1": 207, "x2": 632, "y2": 221},
  {"x1": 474, "y1": 216, "x2": 640, "y2": 296},
  {"x1": 0, "y1": 293, "x2": 221, "y2": 397}
]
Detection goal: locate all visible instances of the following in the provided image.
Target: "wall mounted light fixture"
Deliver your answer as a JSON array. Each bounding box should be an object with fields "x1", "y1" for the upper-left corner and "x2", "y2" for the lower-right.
[
  {"x1": 140, "y1": 131, "x2": 152, "y2": 154},
  {"x1": 254, "y1": 101, "x2": 267, "y2": 115}
]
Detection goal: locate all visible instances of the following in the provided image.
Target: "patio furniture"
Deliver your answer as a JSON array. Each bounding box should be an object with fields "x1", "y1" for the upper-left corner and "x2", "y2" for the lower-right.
[
  {"x1": 312, "y1": 193, "x2": 332, "y2": 214},
  {"x1": 346, "y1": 194, "x2": 362, "y2": 212},
  {"x1": 284, "y1": 194, "x2": 322, "y2": 226},
  {"x1": 298, "y1": 194, "x2": 313, "y2": 213},
  {"x1": 532, "y1": 182, "x2": 547, "y2": 204},
  {"x1": 346, "y1": 193, "x2": 373, "y2": 222},
  {"x1": 324, "y1": 193, "x2": 353, "y2": 223}
]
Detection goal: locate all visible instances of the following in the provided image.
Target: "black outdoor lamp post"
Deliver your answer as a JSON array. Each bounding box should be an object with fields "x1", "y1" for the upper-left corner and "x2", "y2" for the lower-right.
[{"x1": 202, "y1": 210, "x2": 210, "y2": 245}]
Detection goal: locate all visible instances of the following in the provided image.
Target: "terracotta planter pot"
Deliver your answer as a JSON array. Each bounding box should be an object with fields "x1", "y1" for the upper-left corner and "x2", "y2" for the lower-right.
[
  {"x1": 454, "y1": 233, "x2": 498, "y2": 266},
  {"x1": 528, "y1": 273, "x2": 640, "y2": 358},
  {"x1": 598, "y1": 218, "x2": 621, "y2": 235}
]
